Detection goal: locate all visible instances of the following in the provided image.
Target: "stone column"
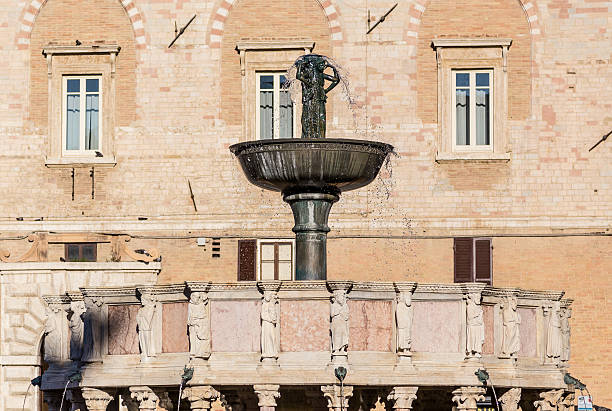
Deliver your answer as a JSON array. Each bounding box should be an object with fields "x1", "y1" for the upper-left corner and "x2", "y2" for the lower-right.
[
  {"x1": 254, "y1": 384, "x2": 281, "y2": 411},
  {"x1": 451, "y1": 387, "x2": 486, "y2": 411},
  {"x1": 321, "y1": 385, "x2": 353, "y2": 411},
  {"x1": 82, "y1": 388, "x2": 114, "y2": 411},
  {"x1": 499, "y1": 388, "x2": 521, "y2": 411},
  {"x1": 534, "y1": 389, "x2": 564, "y2": 411},
  {"x1": 387, "y1": 387, "x2": 418, "y2": 411},
  {"x1": 129, "y1": 386, "x2": 159, "y2": 411},
  {"x1": 182, "y1": 385, "x2": 220, "y2": 410}
]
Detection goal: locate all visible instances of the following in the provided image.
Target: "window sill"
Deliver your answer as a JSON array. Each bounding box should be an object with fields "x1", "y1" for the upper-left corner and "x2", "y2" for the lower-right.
[
  {"x1": 435, "y1": 152, "x2": 510, "y2": 163},
  {"x1": 45, "y1": 156, "x2": 117, "y2": 168}
]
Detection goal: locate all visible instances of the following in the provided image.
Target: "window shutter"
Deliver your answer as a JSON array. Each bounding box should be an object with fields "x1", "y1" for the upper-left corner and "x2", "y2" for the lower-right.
[
  {"x1": 237, "y1": 239, "x2": 256, "y2": 281},
  {"x1": 474, "y1": 239, "x2": 492, "y2": 285},
  {"x1": 454, "y1": 238, "x2": 473, "y2": 283}
]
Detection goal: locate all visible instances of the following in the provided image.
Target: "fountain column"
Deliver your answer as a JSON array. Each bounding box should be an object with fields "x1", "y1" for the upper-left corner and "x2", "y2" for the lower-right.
[{"x1": 284, "y1": 193, "x2": 338, "y2": 280}]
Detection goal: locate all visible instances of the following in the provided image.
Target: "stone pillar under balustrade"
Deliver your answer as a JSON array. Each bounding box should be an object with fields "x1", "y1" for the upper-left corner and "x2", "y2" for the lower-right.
[
  {"x1": 451, "y1": 387, "x2": 486, "y2": 411},
  {"x1": 254, "y1": 384, "x2": 281, "y2": 411},
  {"x1": 81, "y1": 388, "x2": 114, "y2": 411},
  {"x1": 129, "y1": 386, "x2": 159, "y2": 411},
  {"x1": 534, "y1": 389, "x2": 567, "y2": 411},
  {"x1": 182, "y1": 385, "x2": 220, "y2": 410},
  {"x1": 499, "y1": 388, "x2": 521, "y2": 411},
  {"x1": 322, "y1": 384, "x2": 353, "y2": 411},
  {"x1": 387, "y1": 386, "x2": 418, "y2": 411}
]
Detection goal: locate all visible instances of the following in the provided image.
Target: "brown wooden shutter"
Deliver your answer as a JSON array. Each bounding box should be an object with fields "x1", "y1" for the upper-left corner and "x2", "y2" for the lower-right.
[
  {"x1": 237, "y1": 239, "x2": 256, "y2": 281},
  {"x1": 474, "y1": 239, "x2": 492, "y2": 285},
  {"x1": 454, "y1": 238, "x2": 473, "y2": 283}
]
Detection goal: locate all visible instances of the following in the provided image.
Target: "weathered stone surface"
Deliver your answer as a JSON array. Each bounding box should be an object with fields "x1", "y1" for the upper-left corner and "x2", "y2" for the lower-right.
[
  {"x1": 519, "y1": 308, "x2": 537, "y2": 357},
  {"x1": 161, "y1": 302, "x2": 189, "y2": 353},
  {"x1": 108, "y1": 304, "x2": 139, "y2": 355},
  {"x1": 211, "y1": 300, "x2": 260, "y2": 352},
  {"x1": 280, "y1": 300, "x2": 329, "y2": 352},
  {"x1": 412, "y1": 301, "x2": 461, "y2": 353},
  {"x1": 348, "y1": 300, "x2": 392, "y2": 351},
  {"x1": 482, "y1": 304, "x2": 494, "y2": 355}
]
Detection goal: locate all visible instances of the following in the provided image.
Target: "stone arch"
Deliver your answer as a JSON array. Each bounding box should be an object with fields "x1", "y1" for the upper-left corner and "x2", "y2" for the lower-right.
[
  {"x1": 405, "y1": 0, "x2": 542, "y2": 43},
  {"x1": 207, "y1": 0, "x2": 343, "y2": 48},
  {"x1": 15, "y1": 0, "x2": 147, "y2": 49}
]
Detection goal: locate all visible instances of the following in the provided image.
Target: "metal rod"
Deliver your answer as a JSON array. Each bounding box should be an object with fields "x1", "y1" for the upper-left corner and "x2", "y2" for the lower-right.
[
  {"x1": 188, "y1": 179, "x2": 198, "y2": 212},
  {"x1": 90, "y1": 167, "x2": 95, "y2": 199},
  {"x1": 168, "y1": 14, "x2": 197, "y2": 48},
  {"x1": 589, "y1": 129, "x2": 611, "y2": 151},
  {"x1": 366, "y1": 3, "x2": 398, "y2": 34}
]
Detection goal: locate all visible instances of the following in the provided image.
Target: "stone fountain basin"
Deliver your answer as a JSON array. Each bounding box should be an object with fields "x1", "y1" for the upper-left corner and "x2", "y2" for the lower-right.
[{"x1": 230, "y1": 138, "x2": 394, "y2": 196}]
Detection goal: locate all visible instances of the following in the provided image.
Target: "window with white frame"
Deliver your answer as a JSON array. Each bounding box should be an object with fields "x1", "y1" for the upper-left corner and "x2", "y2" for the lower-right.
[
  {"x1": 256, "y1": 72, "x2": 295, "y2": 140},
  {"x1": 453, "y1": 70, "x2": 493, "y2": 150},
  {"x1": 62, "y1": 76, "x2": 102, "y2": 154},
  {"x1": 257, "y1": 239, "x2": 295, "y2": 280}
]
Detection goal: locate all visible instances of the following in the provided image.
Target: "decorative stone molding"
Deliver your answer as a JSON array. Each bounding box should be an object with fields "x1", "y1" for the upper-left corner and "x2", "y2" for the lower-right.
[
  {"x1": 129, "y1": 386, "x2": 159, "y2": 411},
  {"x1": 544, "y1": 301, "x2": 562, "y2": 364},
  {"x1": 81, "y1": 387, "x2": 114, "y2": 411},
  {"x1": 188, "y1": 290, "x2": 212, "y2": 360},
  {"x1": 136, "y1": 292, "x2": 162, "y2": 360},
  {"x1": 67, "y1": 300, "x2": 86, "y2": 361},
  {"x1": 499, "y1": 388, "x2": 522, "y2": 411},
  {"x1": 0, "y1": 233, "x2": 45, "y2": 262},
  {"x1": 387, "y1": 386, "x2": 418, "y2": 410},
  {"x1": 321, "y1": 385, "x2": 353, "y2": 411},
  {"x1": 330, "y1": 286, "x2": 350, "y2": 363},
  {"x1": 394, "y1": 285, "x2": 415, "y2": 359},
  {"x1": 260, "y1": 284, "x2": 281, "y2": 364},
  {"x1": 236, "y1": 40, "x2": 315, "y2": 76},
  {"x1": 465, "y1": 291, "x2": 484, "y2": 359},
  {"x1": 500, "y1": 295, "x2": 521, "y2": 359},
  {"x1": 182, "y1": 385, "x2": 220, "y2": 410},
  {"x1": 534, "y1": 389, "x2": 564, "y2": 411},
  {"x1": 42, "y1": 302, "x2": 64, "y2": 362},
  {"x1": 254, "y1": 384, "x2": 281, "y2": 408},
  {"x1": 558, "y1": 392, "x2": 575, "y2": 411},
  {"x1": 112, "y1": 235, "x2": 161, "y2": 263},
  {"x1": 451, "y1": 387, "x2": 486, "y2": 411}
]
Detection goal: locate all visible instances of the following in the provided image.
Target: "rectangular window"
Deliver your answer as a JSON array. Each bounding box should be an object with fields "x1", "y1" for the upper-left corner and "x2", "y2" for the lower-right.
[
  {"x1": 64, "y1": 243, "x2": 97, "y2": 262},
  {"x1": 259, "y1": 240, "x2": 294, "y2": 280},
  {"x1": 452, "y1": 70, "x2": 492, "y2": 150},
  {"x1": 256, "y1": 72, "x2": 295, "y2": 140},
  {"x1": 454, "y1": 238, "x2": 492, "y2": 285},
  {"x1": 62, "y1": 76, "x2": 102, "y2": 154}
]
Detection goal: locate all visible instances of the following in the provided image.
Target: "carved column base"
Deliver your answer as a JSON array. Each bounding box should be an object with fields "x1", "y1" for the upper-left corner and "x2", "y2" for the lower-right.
[
  {"x1": 82, "y1": 388, "x2": 114, "y2": 411},
  {"x1": 451, "y1": 387, "x2": 486, "y2": 411},
  {"x1": 387, "y1": 386, "x2": 418, "y2": 411},
  {"x1": 254, "y1": 384, "x2": 281, "y2": 411},
  {"x1": 182, "y1": 385, "x2": 220, "y2": 410},
  {"x1": 322, "y1": 385, "x2": 353, "y2": 411}
]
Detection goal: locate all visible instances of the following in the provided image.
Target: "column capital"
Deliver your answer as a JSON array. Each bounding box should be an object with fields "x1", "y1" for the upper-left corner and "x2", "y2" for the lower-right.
[
  {"x1": 182, "y1": 385, "x2": 220, "y2": 410},
  {"x1": 82, "y1": 387, "x2": 114, "y2": 411},
  {"x1": 387, "y1": 386, "x2": 418, "y2": 410},
  {"x1": 499, "y1": 388, "x2": 521, "y2": 411},
  {"x1": 321, "y1": 384, "x2": 353, "y2": 410},
  {"x1": 254, "y1": 384, "x2": 281, "y2": 408},
  {"x1": 534, "y1": 389, "x2": 564, "y2": 411},
  {"x1": 451, "y1": 387, "x2": 486, "y2": 411},
  {"x1": 129, "y1": 386, "x2": 159, "y2": 411}
]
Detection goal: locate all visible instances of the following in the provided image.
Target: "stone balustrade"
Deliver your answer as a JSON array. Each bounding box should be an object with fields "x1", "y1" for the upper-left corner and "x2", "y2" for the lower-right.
[{"x1": 40, "y1": 280, "x2": 572, "y2": 394}]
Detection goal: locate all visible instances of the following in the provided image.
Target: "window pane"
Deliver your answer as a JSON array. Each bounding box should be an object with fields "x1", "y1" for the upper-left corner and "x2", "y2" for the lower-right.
[
  {"x1": 260, "y1": 91, "x2": 273, "y2": 139},
  {"x1": 279, "y1": 91, "x2": 293, "y2": 138},
  {"x1": 280, "y1": 75, "x2": 288, "y2": 88},
  {"x1": 278, "y1": 261, "x2": 292, "y2": 280},
  {"x1": 82, "y1": 244, "x2": 96, "y2": 262},
  {"x1": 476, "y1": 73, "x2": 489, "y2": 87},
  {"x1": 85, "y1": 94, "x2": 99, "y2": 150},
  {"x1": 66, "y1": 94, "x2": 80, "y2": 150},
  {"x1": 260, "y1": 244, "x2": 275, "y2": 261},
  {"x1": 66, "y1": 244, "x2": 80, "y2": 261},
  {"x1": 67, "y1": 79, "x2": 80, "y2": 93},
  {"x1": 260, "y1": 75, "x2": 274, "y2": 90},
  {"x1": 456, "y1": 73, "x2": 469, "y2": 87},
  {"x1": 86, "y1": 79, "x2": 99, "y2": 92},
  {"x1": 455, "y1": 89, "x2": 470, "y2": 145},
  {"x1": 261, "y1": 262, "x2": 275, "y2": 280},
  {"x1": 476, "y1": 89, "x2": 490, "y2": 145},
  {"x1": 277, "y1": 243, "x2": 292, "y2": 260}
]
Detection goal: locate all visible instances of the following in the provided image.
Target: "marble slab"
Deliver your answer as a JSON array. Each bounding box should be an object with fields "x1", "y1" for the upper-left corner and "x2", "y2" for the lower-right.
[
  {"x1": 349, "y1": 300, "x2": 392, "y2": 351},
  {"x1": 411, "y1": 301, "x2": 461, "y2": 353},
  {"x1": 108, "y1": 304, "x2": 139, "y2": 355},
  {"x1": 280, "y1": 300, "x2": 329, "y2": 352},
  {"x1": 482, "y1": 304, "x2": 495, "y2": 355},
  {"x1": 211, "y1": 300, "x2": 260, "y2": 352},
  {"x1": 162, "y1": 302, "x2": 189, "y2": 353},
  {"x1": 519, "y1": 307, "x2": 537, "y2": 357}
]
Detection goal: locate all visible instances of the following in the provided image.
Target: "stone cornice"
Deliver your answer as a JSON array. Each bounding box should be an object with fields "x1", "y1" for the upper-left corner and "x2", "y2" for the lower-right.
[
  {"x1": 42, "y1": 44, "x2": 121, "y2": 56},
  {"x1": 432, "y1": 38, "x2": 512, "y2": 48}
]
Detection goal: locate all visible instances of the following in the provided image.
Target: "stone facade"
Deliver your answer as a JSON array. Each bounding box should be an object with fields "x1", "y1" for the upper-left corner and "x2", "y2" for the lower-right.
[{"x1": 0, "y1": 0, "x2": 610, "y2": 408}]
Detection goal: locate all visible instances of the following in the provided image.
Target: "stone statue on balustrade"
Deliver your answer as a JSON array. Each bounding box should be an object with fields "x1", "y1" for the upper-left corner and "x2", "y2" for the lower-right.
[
  {"x1": 261, "y1": 290, "x2": 280, "y2": 362},
  {"x1": 501, "y1": 296, "x2": 521, "y2": 358},
  {"x1": 560, "y1": 307, "x2": 571, "y2": 364},
  {"x1": 43, "y1": 306, "x2": 62, "y2": 362},
  {"x1": 82, "y1": 297, "x2": 104, "y2": 362},
  {"x1": 188, "y1": 292, "x2": 211, "y2": 360},
  {"x1": 137, "y1": 293, "x2": 161, "y2": 359},
  {"x1": 546, "y1": 301, "x2": 562, "y2": 363},
  {"x1": 68, "y1": 301, "x2": 86, "y2": 361},
  {"x1": 395, "y1": 291, "x2": 413, "y2": 357},
  {"x1": 330, "y1": 290, "x2": 349, "y2": 358},
  {"x1": 466, "y1": 292, "x2": 484, "y2": 358}
]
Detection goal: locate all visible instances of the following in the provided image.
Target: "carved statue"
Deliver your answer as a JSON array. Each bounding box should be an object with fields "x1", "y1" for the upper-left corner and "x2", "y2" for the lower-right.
[
  {"x1": 560, "y1": 307, "x2": 571, "y2": 363},
  {"x1": 546, "y1": 301, "x2": 562, "y2": 361},
  {"x1": 187, "y1": 292, "x2": 211, "y2": 360},
  {"x1": 82, "y1": 297, "x2": 103, "y2": 362},
  {"x1": 330, "y1": 290, "x2": 349, "y2": 355},
  {"x1": 137, "y1": 294, "x2": 160, "y2": 359},
  {"x1": 499, "y1": 388, "x2": 522, "y2": 411},
  {"x1": 68, "y1": 301, "x2": 86, "y2": 361},
  {"x1": 466, "y1": 292, "x2": 484, "y2": 358},
  {"x1": 261, "y1": 290, "x2": 280, "y2": 360},
  {"x1": 43, "y1": 306, "x2": 62, "y2": 362},
  {"x1": 395, "y1": 291, "x2": 413, "y2": 355},
  {"x1": 501, "y1": 296, "x2": 521, "y2": 358},
  {"x1": 295, "y1": 54, "x2": 340, "y2": 139}
]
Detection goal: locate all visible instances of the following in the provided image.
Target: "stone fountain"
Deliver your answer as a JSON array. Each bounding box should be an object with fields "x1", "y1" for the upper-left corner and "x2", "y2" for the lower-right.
[{"x1": 230, "y1": 54, "x2": 393, "y2": 280}]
